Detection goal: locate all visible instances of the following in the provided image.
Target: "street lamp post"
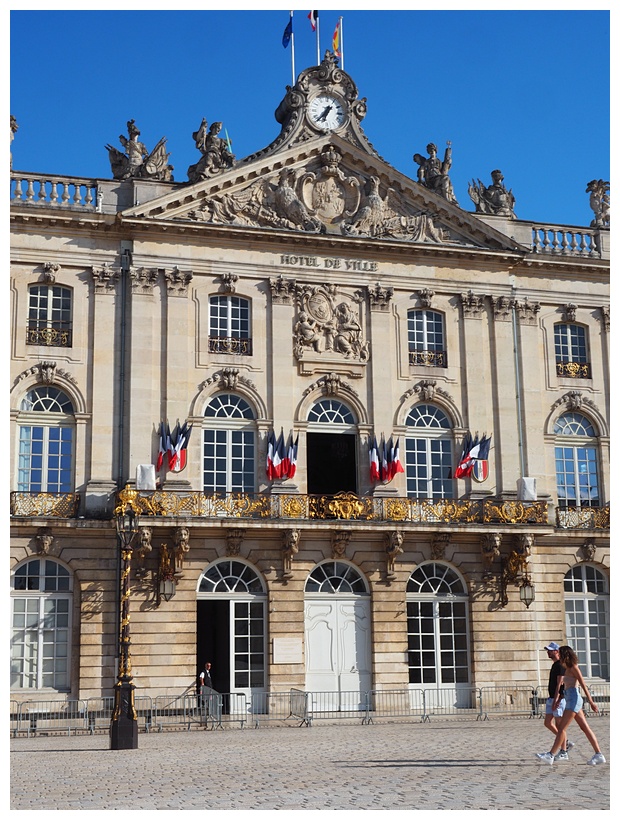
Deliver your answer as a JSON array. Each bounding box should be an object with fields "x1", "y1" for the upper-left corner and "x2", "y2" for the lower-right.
[{"x1": 110, "y1": 494, "x2": 140, "y2": 750}]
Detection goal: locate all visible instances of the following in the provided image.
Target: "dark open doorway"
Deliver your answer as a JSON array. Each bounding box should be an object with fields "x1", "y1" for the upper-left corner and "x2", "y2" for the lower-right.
[
  {"x1": 307, "y1": 432, "x2": 357, "y2": 495},
  {"x1": 196, "y1": 599, "x2": 230, "y2": 694}
]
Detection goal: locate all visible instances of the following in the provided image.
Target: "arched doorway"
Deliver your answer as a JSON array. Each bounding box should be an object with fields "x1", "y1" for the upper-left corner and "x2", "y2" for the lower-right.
[
  {"x1": 196, "y1": 559, "x2": 267, "y2": 709},
  {"x1": 406, "y1": 562, "x2": 471, "y2": 707},
  {"x1": 306, "y1": 399, "x2": 358, "y2": 495},
  {"x1": 304, "y1": 560, "x2": 371, "y2": 709}
]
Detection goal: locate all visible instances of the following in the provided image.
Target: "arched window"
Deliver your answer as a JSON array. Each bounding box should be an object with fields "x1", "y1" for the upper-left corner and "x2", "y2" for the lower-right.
[
  {"x1": 307, "y1": 399, "x2": 356, "y2": 426},
  {"x1": 197, "y1": 560, "x2": 266, "y2": 693},
  {"x1": 554, "y1": 412, "x2": 599, "y2": 508},
  {"x1": 405, "y1": 404, "x2": 453, "y2": 499},
  {"x1": 408, "y1": 309, "x2": 446, "y2": 367},
  {"x1": 208, "y1": 295, "x2": 251, "y2": 355},
  {"x1": 305, "y1": 561, "x2": 368, "y2": 594},
  {"x1": 406, "y1": 563, "x2": 470, "y2": 687},
  {"x1": 11, "y1": 558, "x2": 72, "y2": 691},
  {"x1": 564, "y1": 565, "x2": 609, "y2": 680},
  {"x1": 554, "y1": 323, "x2": 590, "y2": 378},
  {"x1": 27, "y1": 284, "x2": 73, "y2": 347},
  {"x1": 306, "y1": 399, "x2": 358, "y2": 495},
  {"x1": 203, "y1": 394, "x2": 256, "y2": 494},
  {"x1": 17, "y1": 387, "x2": 75, "y2": 492}
]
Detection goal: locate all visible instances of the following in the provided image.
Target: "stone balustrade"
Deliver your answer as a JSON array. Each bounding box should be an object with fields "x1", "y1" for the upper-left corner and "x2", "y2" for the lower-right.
[
  {"x1": 10, "y1": 173, "x2": 100, "y2": 211},
  {"x1": 531, "y1": 224, "x2": 600, "y2": 257}
]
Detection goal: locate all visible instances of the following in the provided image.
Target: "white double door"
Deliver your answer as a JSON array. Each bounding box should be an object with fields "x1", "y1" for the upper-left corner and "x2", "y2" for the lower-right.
[{"x1": 304, "y1": 596, "x2": 371, "y2": 710}]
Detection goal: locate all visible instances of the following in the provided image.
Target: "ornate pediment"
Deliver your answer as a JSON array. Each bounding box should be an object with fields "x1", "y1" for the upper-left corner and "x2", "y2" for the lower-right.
[{"x1": 121, "y1": 135, "x2": 524, "y2": 253}]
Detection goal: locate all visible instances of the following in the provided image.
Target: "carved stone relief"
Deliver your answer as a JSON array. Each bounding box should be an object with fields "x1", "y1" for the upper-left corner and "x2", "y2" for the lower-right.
[
  {"x1": 468, "y1": 170, "x2": 516, "y2": 218},
  {"x1": 35, "y1": 528, "x2": 54, "y2": 554},
  {"x1": 515, "y1": 298, "x2": 540, "y2": 326},
  {"x1": 490, "y1": 295, "x2": 516, "y2": 321},
  {"x1": 269, "y1": 275, "x2": 297, "y2": 305},
  {"x1": 418, "y1": 289, "x2": 435, "y2": 309},
  {"x1": 187, "y1": 119, "x2": 235, "y2": 183},
  {"x1": 165, "y1": 268, "x2": 193, "y2": 296},
  {"x1": 91, "y1": 264, "x2": 120, "y2": 294},
  {"x1": 226, "y1": 528, "x2": 245, "y2": 557},
  {"x1": 586, "y1": 179, "x2": 609, "y2": 229},
  {"x1": 14, "y1": 362, "x2": 77, "y2": 387},
  {"x1": 174, "y1": 527, "x2": 190, "y2": 566},
  {"x1": 460, "y1": 290, "x2": 486, "y2": 318},
  {"x1": 331, "y1": 530, "x2": 350, "y2": 559},
  {"x1": 600, "y1": 306, "x2": 610, "y2": 332},
  {"x1": 385, "y1": 530, "x2": 404, "y2": 580},
  {"x1": 293, "y1": 284, "x2": 369, "y2": 363},
  {"x1": 199, "y1": 370, "x2": 256, "y2": 392},
  {"x1": 106, "y1": 119, "x2": 173, "y2": 182},
  {"x1": 581, "y1": 540, "x2": 597, "y2": 562},
  {"x1": 368, "y1": 282, "x2": 393, "y2": 311},
  {"x1": 431, "y1": 532, "x2": 451, "y2": 560},
  {"x1": 130, "y1": 267, "x2": 159, "y2": 294},
  {"x1": 562, "y1": 304, "x2": 577, "y2": 323},
  {"x1": 551, "y1": 391, "x2": 597, "y2": 414},
  {"x1": 138, "y1": 526, "x2": 153, "y2": 558},
  {"x1": 282, "y1": 528, "x2": 301, "y2": 576},
  {"x1": 43, "y1": 262, "x2": 60, "y2": 283},
  {"x1": 219, "y1": 272, "x2": 238, "y2": 294},
  {"x1": 480, "y1": 532, "x2": 501, "y2": 575}
]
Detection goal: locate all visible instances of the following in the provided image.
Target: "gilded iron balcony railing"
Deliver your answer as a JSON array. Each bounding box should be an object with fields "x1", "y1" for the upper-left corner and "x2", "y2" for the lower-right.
[
  {"x1": 408, "y1": 349, "x2": 447, "y2": 367},
  {"x1": 208, "y1": 336, "x2": 252, "y2": 355},
  {"x1": 556, "y1": 361, "x2": 591, "y2": 378},
  {"x1": 556, "y1": 505, "x2": 610, "y2": 530},
  {"x1": 112, "y1": 489, "x2": 550, "y2": 525},
  {"x1": 26, "y1": 323, "x2": 73, "y2": 348},
  {"x1": 10, "y1": 491, "x2": 80, "y2": 518}
]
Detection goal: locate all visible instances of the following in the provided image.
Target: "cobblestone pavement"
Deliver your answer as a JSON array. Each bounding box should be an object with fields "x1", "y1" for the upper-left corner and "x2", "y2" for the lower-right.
[{"x1": 10, "y1": 717, "x2": 610, "y2": 811}]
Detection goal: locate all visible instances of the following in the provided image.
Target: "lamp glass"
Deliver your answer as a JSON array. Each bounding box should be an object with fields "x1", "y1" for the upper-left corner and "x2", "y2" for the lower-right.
[
  {"x1": 159, "y1": 578, "x2": 176, "y2": 602},
  {"x1": 520, "y1": 579, "x2": 535, "y2": 608}
]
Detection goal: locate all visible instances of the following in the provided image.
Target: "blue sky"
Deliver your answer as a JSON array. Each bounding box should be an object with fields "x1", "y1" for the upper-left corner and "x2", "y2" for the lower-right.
[{"x1": 9, "y1": 5, "x2": 610, "y2": 227}]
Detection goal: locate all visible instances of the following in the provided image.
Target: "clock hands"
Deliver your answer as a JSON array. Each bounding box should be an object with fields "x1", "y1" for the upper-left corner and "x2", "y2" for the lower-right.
[{"x1": 317, "y1": 104, "x2": 334, "y2": 122}]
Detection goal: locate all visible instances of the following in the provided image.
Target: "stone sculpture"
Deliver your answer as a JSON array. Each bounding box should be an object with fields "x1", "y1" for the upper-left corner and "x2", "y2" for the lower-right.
[
  {"x1": 105, "y1": 119, "x2": 173, "y2": 181},
  {"x1": 468, "y1": 170, "x2": 516, "y2": 218},
  {"x1": 586, "y1": 179, "x2": 610, "y2": 228},
  {"x1": 413, "y1": 141, "x2": 458, "y2": 204},
  {"x1": 10, "y1": 114, "x2": 18, "y2": 169},
  {"x1": 187, "y1": 120, "x2": 235, "y2": 183}
]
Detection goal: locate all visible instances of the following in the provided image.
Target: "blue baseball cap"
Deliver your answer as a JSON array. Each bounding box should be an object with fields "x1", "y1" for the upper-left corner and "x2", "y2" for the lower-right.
[{"x1": 544, "y1": 642, "x2": 560, "y2": 651}]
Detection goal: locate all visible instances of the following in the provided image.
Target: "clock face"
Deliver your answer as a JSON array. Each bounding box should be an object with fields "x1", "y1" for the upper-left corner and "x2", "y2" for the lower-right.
[{"x1": 308, "y1": 95, "x2": 346, "y2": 131}]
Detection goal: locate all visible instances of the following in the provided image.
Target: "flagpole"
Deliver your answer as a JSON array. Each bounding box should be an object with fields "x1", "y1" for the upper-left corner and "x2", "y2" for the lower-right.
[
  {"x1": 316, "y1": 12, "x2": 320, "y2": 64},
  {"x1": 290, "y1": 10, "x2": 295, "y2": 85},
  {"x1": 339, "y1": 16, "x2": 344, "y2": 70}
]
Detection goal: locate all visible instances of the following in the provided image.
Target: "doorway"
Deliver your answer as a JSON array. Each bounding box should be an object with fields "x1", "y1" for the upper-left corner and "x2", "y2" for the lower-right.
[{"x1": 307, "y1": 432, "x2": 357, "y2": 495}]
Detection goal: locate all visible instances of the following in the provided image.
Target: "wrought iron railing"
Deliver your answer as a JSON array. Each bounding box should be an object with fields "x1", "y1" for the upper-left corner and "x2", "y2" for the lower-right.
[
  {"x1": 556, "y1": 361, "x2": 591, "y2": 378},
  {"x1": 408, "y1": 349, "x2": 447, "y2": 367},
  {"x1": 208, "y1": 336, "x2": 252, "y2": 355},
  {"x1": 26, "y1": 323, "x2": 73, "y2": 348},
  {"x1": 10, "y1": 491, "x2": 80, "y2": 518},
  {"x1": 556, "y1": 505, "x2": 610, "y2": 530},
  {"x1": 112, "y1": 489, "x2": 550, "y2": 525}
]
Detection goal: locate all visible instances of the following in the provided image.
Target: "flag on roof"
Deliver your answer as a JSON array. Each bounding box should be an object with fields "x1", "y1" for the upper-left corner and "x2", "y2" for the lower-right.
[
  {"x1": 282, "y1": 12, "x2": 293, "y2": 48},
  {"x1": 286, "y1": 433, "x2": 299, "y2": 479},
  {"x1": 332, "y1": 19, "x2": 341, "y2": 56},
  {"x1": 156, "y1": 422, "x2": 166, "y2": 472},
  {"x1": 266, "y1": 430, "x2": 277, "y2": 480},
  {"x1": 308, "y1": 10, "x2": 318, "y2": 31}
]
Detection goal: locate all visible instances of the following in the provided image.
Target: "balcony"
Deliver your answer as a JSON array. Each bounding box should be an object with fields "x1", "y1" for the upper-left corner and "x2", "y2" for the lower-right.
[
  {"x1": 112, "y1": 489, "x2": 550, "y2": 525},
  {"x1": 208, "y1": 336, "x2": 252, "y2": 356},
  {"x1": 556, "y1": 361, "x2": 591, "y2": 379},
  {"x1": 26, "y1": 323, "x2": 73, "y2": 348},
  {"x1": 10, "y1": 492, "x2": 80, "y2": 518},
  {"x1": 408, "y1": 350, "x2": 447, "y2": 367},
  {"x1": 556, "y1": 505, "x2": 610, "y2": 530}
]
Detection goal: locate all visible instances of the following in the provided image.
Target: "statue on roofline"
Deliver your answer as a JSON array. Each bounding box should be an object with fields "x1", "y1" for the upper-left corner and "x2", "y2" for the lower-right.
[
  {"x1": 586, "y1": 179, "x2": 610, "y2": 228},
  {"x1": 413, "y1": 141, "x2": 458, "y2": 205},
  {"x1": 468, "y1": 169, "x2": 516, "y2": 219},
  {"x1": 187, "y1": 119, "x2": 235, "y2": 183},
  {"x1": 105, "y1": 119, "x2": 174, "y2": 182}
]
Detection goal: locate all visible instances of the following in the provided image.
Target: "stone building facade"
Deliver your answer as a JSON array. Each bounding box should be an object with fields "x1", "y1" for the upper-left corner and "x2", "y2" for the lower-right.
[{"x1": 10, "y1": 54, "x2": 609, "y2": 707}]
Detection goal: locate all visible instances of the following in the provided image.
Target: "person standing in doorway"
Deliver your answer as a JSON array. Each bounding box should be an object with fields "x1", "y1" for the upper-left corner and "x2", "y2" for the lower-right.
[{"x1": 541, "y1": 642, "x2": 573, "y2": 760}]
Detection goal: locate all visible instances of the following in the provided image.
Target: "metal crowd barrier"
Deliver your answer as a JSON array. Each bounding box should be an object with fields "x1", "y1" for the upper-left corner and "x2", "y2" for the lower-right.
[
  {"x1": 308, "y1": 690, "x2": 369, "y2": 724},
  {"x1": 19, "y1": 699, "x2": 88, "y2": 736},
  {"x1": 364, "y1": 688, "x2": 425, "y2": 724},
  {"x1": 10, "y1": 683, "x2": 610, "y2": 736},
  {"x1": 584, "y1": 683, "x2": 610, "y2": 716},
  {"x1": 479, "y1": 686, "x2": 541, "y2": 720},
  {"x1": 250, "y1": 689, "x2": 311, "y2": 727}
]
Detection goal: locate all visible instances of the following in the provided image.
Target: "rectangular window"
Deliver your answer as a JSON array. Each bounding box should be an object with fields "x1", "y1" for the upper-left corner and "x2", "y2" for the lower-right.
[
  {"x1": 11, "y1": 597, "x2": 70, "y2": 690},
  {"x1": 408, "y1": 310, "x2": 447, "y2": 367},
  {"x1": 208, "y1": 296, "x2": 252, "y2": 355},
  {"x1": 27, "y1": 285, "x2": 73, "y2": 347},
  {"x1": 203, "y1": 429, "x2": 255, "y2": 494},
  {"x1": 18, "y1": 426, "x2": 73, "y2": 493},
  {"x1": 406, "y1": 438, "x2": 452, "y2": 499}
]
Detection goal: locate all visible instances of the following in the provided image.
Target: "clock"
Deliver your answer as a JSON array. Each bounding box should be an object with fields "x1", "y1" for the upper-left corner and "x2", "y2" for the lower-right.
[{"x1": 308, "y1": 94, "x2": 346, "y2": 132}]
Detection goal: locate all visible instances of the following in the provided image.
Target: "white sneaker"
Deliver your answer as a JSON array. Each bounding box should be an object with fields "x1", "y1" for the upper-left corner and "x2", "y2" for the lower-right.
[
  {"x1": 536, "y1": 752, "x2": 554, "y2": 764},
  {"x1": 566, "y1": 740, "x2": 575, "y2": 751},
  {"x1": 587, "y1": 753, "x2": 606, "y2": 766},
  {"x1": 555, "y1": 750, "x2": 569, "y2": 761}
]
